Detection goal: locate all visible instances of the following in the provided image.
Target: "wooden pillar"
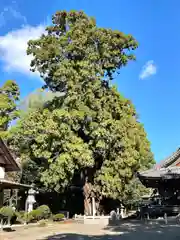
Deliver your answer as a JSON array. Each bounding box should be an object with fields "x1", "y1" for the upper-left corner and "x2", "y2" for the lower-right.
[
  {"x1": 15, "y1": 189, "x2": 18, "y2": 207},
  {"x1": 9, "y1": 189, "x2": 13, "y2": 206},
  {"x1": 0, "y1": 188, "x2": 4, "y2": 207},
  {"x1": 92, "y1": 197, "x2": 96, "y2": 217},
  {"x1": 164, "y1": 213, "x2": 167, "y2": 224}
]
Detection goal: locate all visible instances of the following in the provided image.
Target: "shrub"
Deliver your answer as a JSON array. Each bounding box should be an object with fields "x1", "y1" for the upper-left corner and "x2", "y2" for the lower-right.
[
  {"x1": 24, "y1": 212, "x2": 32, "y2": 223},
  {"x1": 16, "y1": 211, "x2": 25, "y2": 222},
  {"x1": 36, "y1": 205, "x2": 51, "y2": 220},
  {"x1": 30, "y1": 209, "x2": 42, "y2": 221},
  {"x1": 15, "y1": 211, "x2": 25, "y2": 224},
  {"x1": 25, "y1": 209, "x2": 42, "y2": 223},
  {"x1": 53, "y1": 213, "x2": 65, "y2": 222},
  {"x1": 16, "y1": 205, "x2": 51, "y2": 224},
  {"x1": 38, "y1": 219, "x2": 48, "y2": 227},
  {"x1": 0, "y1": 206, "x2": 15, "y2": 225},
  {"x1": 11, "y1": 214, "x2": 17, "y2": 225},
  {"x1": 0, "y1": 206, "x2": 15, "y2": 218}
]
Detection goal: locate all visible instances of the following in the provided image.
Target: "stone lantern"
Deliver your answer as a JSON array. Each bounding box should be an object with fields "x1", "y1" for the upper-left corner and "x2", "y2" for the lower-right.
[
  {"x1": 25, "y1": 188, "x2": 38, "y2": 213},
  {"x1": 0, "y1": 138, "x2": 35, "y2": 212}
]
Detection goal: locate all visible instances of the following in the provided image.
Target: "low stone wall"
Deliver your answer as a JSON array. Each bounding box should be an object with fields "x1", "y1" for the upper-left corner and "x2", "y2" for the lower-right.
[
  {"x1": 74, "y1": 215, "x2": 111, "y2": 226},
  {"x1": 83, "y1": 218, "x2": 109, "y2": 225}
]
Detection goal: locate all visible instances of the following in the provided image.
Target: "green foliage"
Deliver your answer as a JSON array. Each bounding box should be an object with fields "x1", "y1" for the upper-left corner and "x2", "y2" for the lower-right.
[
  {"x1": 26, "y1": 209, "x2": 41, "y2": 223},
  {"x1": 0, "y1": 206, "x2": 15, "y2": 219},
  {"x1": 0, "y1": 206, "x2": 15, "y2": 225},
  {"x1": 9, "y1": 10, "x2": 154, "y2": 204},
  {"x1": 37, "y1": 205, "x2": 51, "y2": 219},
  {"x1": 52, "y1": 213, "x2": 65, "y2": 221},
  {"x1": 0, "y1": 80, "x2": 20, "y2": 138},
  {"x1": 27, "y1": 11, "x2": 138, "y2": 92},
  {"x1": 24, "y1": 206, "x2": 51, "y2": 223},
  {"x1": 15, "y1": 211, "x2": 26, "y2": 224},
  {"x1": 38, "y1": 219, "x2": 48, "y2": 227},
  {"x1": 122, "y1": 178, "x2": 151, "y2": 205},
  {"x1": 20, "y1": 88, "x2": 65, "y2": 113}
]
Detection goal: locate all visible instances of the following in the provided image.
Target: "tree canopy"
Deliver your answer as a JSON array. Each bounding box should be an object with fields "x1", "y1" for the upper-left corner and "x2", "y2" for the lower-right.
[
  {"x1": 27, "y1": 10, "x2": 138, "y2": 92},
  {"x1": 20, "y1": 88, "x2": 65, "y2": 113},
  {"x1": 9, "y1": 10, "x2": 154, "y2": 204},
  {"x1": 0, "y1": 80, "x2": 20, "y2": 139}
]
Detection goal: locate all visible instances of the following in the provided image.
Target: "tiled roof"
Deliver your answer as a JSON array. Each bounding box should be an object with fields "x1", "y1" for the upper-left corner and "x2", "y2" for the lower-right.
[
  {"x1": 0, "y1": 138, "x2": 20, "y2": 172},
  {"x1": 155, "y1": 148, "x2": 180, "y2": 169},
  {"x1": 0, "y1": 179, "x2": 32, "y2": 189},
  {"x1": 138, "y1": 166, "x2": 180, "y2": 179}
]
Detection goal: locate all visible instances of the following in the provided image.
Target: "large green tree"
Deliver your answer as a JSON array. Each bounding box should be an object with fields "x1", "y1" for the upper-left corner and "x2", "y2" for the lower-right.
[
  {"x1": 10, "y1": 11, "x2": 154, "y2": 208},
  {"x1": 0, "y1": 80, "x2": 20, "y2": 138}
]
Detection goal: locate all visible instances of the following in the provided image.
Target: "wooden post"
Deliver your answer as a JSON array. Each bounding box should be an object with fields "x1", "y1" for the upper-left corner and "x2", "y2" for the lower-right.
[
  {"x1": 9, "y1": 189, "x2": 13, "y2": 206},
  {"x1": 92, "y1": 197, "x2": 96, "y2": 218},
  {"x1": 0, "y1": 189, "x2": 4, "y2": 208},
  {"x1": 144, "y1": 212, "x2": 149, "y2": 223},
  {"x1": 164, "y1": 213, "x2": 167, "y2": 224},
  {"x1": 0, "y1": 218, "x2": 3, "y2": 231},
  {"x1": 15, "y1": 189, "x2": 18, "y2": 207}
]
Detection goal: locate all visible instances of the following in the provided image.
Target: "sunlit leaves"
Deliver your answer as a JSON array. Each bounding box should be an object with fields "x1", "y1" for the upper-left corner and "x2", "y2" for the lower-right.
[
  {"x1": 0, "y1": 80, "x2": 20, "y2": 138},
  {"x1": 9, "y1": 11, "x2": 154, "y2": 203}
]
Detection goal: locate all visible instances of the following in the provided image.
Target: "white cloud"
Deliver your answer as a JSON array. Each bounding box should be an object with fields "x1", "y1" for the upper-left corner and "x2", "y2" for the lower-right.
[
  {"x1": 139, "y1": 60, "x2": 157, "y2": 80},
  {"x1": 0, "y1": 24, "x2": 45, "y2": 79}
]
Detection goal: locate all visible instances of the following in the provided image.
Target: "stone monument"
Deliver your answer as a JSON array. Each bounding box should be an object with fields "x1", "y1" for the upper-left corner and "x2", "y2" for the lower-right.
[{"x1": 25, "y1": 188, "x2": 38, "y2": 213}]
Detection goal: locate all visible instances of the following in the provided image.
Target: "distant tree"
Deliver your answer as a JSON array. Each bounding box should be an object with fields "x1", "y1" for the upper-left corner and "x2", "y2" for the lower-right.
[
  {"x1": 20, "y1": 88, "x2": 65, "y2": 113},
  {"x1": 122, "y1": 178, "x2": 151, "y2": 207},
  {"x1": 0, "y1": 80, "x2": 20, "y2": 138},
  {"x1": 9, "y1": 11, "x2": 154, "y2": 212}
]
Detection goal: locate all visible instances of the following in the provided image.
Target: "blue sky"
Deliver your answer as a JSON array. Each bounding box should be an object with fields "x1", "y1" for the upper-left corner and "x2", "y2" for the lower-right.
[{"x1": 0, "y1": 0, "x2": 179, "y2": 162}]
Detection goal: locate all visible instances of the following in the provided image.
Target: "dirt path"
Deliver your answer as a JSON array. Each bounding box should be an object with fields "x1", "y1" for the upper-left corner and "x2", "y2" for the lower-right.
[
  {"x1": 1, "y1": 220, "x2": 180, "y2": 239},
  {"x1": 0, "y1": 223, "x2": 106, "y2": 240}
]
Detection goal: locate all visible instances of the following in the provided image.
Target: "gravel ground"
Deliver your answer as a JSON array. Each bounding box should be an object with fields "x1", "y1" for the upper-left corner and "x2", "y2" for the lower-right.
[{"x1": 1, "y1": 220, "x2": 180, "y2": 240}]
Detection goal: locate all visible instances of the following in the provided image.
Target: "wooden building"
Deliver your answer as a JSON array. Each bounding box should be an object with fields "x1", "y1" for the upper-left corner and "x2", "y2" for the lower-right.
[
  {"x1": 138, "y1": 148, "x2": 180, "y2": 199},
  {"x1": 0, "y1": 138, "x2": 32, "y2": 207}
]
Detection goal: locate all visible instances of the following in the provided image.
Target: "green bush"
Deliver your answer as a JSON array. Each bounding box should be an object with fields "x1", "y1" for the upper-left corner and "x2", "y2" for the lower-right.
[
  {"x1": 25, "y1": 209, "x2": 42, "y2": 223},
  {"x1": 0, "y1": 206, "x2": 15, "y2": 225},
  {"x1": 36, "y1": 205, "x2": 51, "y2": 220},
  {"x1": 38, "y1": 219, "x2": 48, "y2": 227},
  {"x1": 11, "y1": 214, "x2": 17, "y2": 224},
  {"x1": 24, "y1": 212, "x2": 31, "y2": 223},
  {"x1": 53, "y1": 213, "x2": 65, "y2": 222},
  {"x1": 0, "y1": 206, "x2": 15, "y2": 218},
  {"x1": 15, "y1": 211, "x2": 25, "y2": 224},
  {"x1": 17, "y1": 205, "x2": 51, "y2": 224},
  {"x1": 30, "y1": 209, "x2": 41, "y2": 221}
]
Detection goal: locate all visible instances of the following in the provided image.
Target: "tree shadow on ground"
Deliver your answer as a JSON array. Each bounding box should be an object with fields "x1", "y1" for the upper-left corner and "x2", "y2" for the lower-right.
[
  {"x1": 105, "y1": 218, "x2": 180, "y2": 239},
  {"x1": 40, "y1": 219, "x2": 180, "y2": 240},
  {"x1": 3, "y1": 227, "x2": 15, "y2": 232},
  {"x1": 41, "y1": 233, "x2": 124, "y2": 240}
]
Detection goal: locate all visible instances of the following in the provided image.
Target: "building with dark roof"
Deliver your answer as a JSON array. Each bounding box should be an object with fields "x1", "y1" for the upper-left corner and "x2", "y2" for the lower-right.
[
  {"x1": 0, "y1": 138, "x2": 32, "y2": 207},
  {"x1": 138, "y1": 148, "x2": 180, "y2": 198}
]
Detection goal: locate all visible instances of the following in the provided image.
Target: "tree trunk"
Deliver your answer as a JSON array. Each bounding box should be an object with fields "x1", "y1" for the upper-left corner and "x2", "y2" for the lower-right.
[
  {"x1": 83, "y1": 181, "x2": 92, "y2": 216},
  {"x1": 7, "y1": 217, "x2": 10, "y2": 226},
  {"x1": 0, "y1": 218, "x2": 3, "y2": 231},
  {"x1": 84, "y1": 197, "x2": 91, "y2": 215},
  {"x1": 95, "y1": 200, "x2": 100, "y2": 215}
]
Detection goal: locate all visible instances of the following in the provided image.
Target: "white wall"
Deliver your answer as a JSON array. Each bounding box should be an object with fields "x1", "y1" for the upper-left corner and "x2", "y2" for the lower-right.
[{"x1": 0, "y1": 166, "x2": 5, "y2": 179}]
